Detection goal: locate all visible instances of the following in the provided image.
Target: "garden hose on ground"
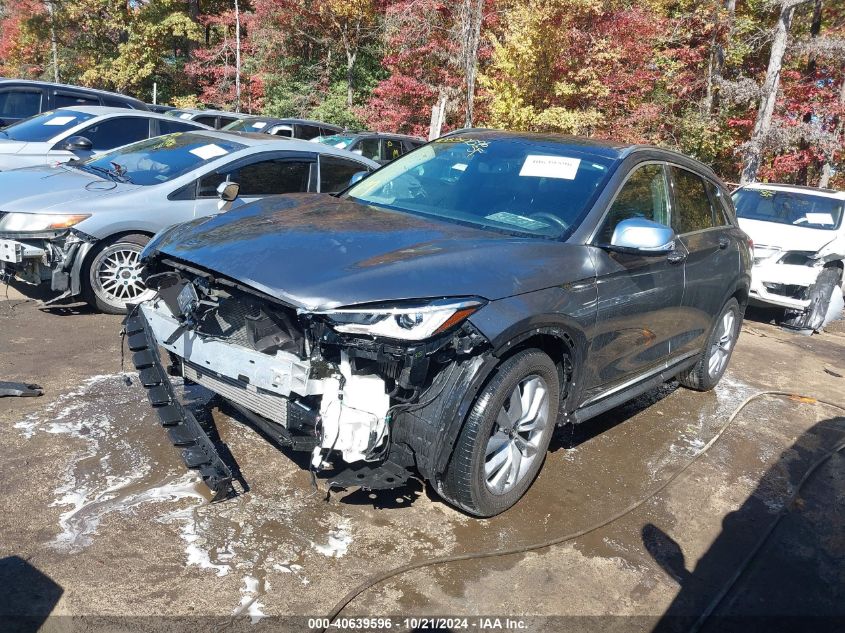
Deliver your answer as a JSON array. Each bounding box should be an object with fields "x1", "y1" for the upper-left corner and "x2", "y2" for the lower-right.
[{"x1": 323, "y1": 390, "x2": 845, "y2": 632}]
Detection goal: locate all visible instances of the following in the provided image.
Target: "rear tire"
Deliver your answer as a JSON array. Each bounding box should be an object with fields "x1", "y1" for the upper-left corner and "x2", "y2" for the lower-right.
[
  {"x1": 438, "y1": 349, "x2": 560, "y2": 517},
  {"x1": 81, "y1": 233, "x2": 154, "y2": 314},
  {"x1": 677, "y1": 298, "x2": 741, "y2": 392}
]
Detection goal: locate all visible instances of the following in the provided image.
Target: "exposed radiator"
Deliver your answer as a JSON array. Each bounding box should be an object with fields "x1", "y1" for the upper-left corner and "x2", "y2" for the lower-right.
[{"x1": 183, "y1": 363, "x2": 289, "y2": 426}]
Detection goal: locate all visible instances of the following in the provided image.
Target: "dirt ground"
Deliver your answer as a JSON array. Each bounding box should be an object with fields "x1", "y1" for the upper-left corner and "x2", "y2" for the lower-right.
[{"x1": 1, "y1": 283, "x2": 844, "y2": 632}]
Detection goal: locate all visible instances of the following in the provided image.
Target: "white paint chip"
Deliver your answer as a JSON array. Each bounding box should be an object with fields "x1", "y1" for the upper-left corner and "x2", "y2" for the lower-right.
[{"x1": 519, "y1": 154, "x2": 581, "y2": 180}]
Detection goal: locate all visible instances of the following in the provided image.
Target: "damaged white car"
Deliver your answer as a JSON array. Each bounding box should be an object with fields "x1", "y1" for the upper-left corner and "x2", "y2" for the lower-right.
[{"x1": 733, "y1": 183, "x2": 844, "y2": 331}]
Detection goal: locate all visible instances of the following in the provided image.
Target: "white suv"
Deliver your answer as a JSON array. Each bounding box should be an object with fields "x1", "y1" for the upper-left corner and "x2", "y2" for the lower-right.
[{"x1": 733, "y1": 183, "x2": 844, "y2": 330}]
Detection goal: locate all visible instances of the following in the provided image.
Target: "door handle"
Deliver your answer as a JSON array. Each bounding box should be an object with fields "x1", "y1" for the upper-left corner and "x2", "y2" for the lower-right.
[
  {"x1": 667, "y1": 250, "x2": 687, "y2": 264},
  {"x1": 718, "y1": 236, "x2": 730, "y2": 249}
]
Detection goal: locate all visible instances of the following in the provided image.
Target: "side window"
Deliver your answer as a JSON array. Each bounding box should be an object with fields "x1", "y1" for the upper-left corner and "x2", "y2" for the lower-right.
[
  {"x1": 217, "y1": 116, "x2": 237, "y2": 128},
  {"x1": 269, "y1": 125, "x2": 293, "y2": 137},
  {"x1": 54, "y1": 92, "x2": 99, "y2": 108},
  {"x1": 671, "y1": 167, "x2": 716, "y2": 234},
  {"x1": 198, "y1": 171, "x2": 228, "y2": 198},
  {"x1": 194, "y1": 115, "x2": 217, "y2": 127},
  {"x1": 357, "y1": 138, "x2": 381, "y2": 161},
  {"x1": 403, "y1": 140, "x2": 422, "y2": 153},
  {"x1": 296, "y1": 124, "x2": 321, "y2": 140},
  {"x1": 77, "y1": 117, "x2": 151, "y2": 151},
  {"x1": 0, "y1": 89, "x2": 43, "y2": 119},
  {"x1": 596, "y1": 164, "x2": 670, "y2": 244},
  {"x1": 198, "y1": 160, "x2": 313, "y2": 198},
  {"x1": 382, "y1": 138, "x2": 403, "y2": 161},
  {"x1": 237, "y1": 159, "x2": 312, "y2": 196},
  {"x1": 320, "y1": 155, "x2": 371, "y2": 193},
  {"x1": 159, "y1": 120, "x2": 203, "y2": 135},
  {"x1": 704, "y1": 179, "x2": 731, "y2": 226}
]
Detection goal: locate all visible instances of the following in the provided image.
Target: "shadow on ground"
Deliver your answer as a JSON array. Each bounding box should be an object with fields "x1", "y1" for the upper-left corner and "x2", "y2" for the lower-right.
[
  {"x1": 0, "y1": 556, "x2": 63, "y2": 633},
  {"x1": 648, "y1": 415, "x2": 845, "y2": 633}
]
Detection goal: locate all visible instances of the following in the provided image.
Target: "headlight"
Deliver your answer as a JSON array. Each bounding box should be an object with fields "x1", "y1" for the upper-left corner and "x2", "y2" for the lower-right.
[
  {"x1": 0, "y1": 212, "x2": 91, "y2": 232},
  {"x1": 320, "y1": 298, "x2": 485, "y2": 341}
]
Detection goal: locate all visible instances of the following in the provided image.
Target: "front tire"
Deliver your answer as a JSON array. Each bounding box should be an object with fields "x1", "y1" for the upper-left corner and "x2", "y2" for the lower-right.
[
  {"x1": 439, "y1": 349, "x2": 560, "y2": 517},
  {"x1": 81, "y1": 233, "x2": 155, "y2": 314},
  {"x1": 677, "y1": 298, "x2": 741, "y2": 391}
]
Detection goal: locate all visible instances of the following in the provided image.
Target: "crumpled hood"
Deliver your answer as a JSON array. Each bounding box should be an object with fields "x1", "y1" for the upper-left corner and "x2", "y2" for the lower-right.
[
  {"x1": 150, "y1": 193, "x2": 590, "y2": 310},
  {"x1": 0, "y1": 165, "x2": 136, "y2": 212},
  {"x1": 738, "y1": 217, "x2": 836, "y2": 253}
]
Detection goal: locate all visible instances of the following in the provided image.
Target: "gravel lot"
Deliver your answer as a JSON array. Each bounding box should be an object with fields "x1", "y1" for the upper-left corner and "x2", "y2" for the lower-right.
[{"x1": 1, "y1": 284, "x2": 843, "y2": 632}]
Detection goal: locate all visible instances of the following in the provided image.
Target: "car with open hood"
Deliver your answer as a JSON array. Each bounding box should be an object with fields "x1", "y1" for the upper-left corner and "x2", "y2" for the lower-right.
[
  {"x1": 733, "y1": 183, "x2": 844, "y2": 331},
  {"x1": 0, "y1": 106, "x2": 210, "y2": 171},
  {"x1": 127, "y1": 130, "x2": 751, "y2": 516},
  {"x1": 0, "y1": 131, "x2": 378, "y2": 313}
]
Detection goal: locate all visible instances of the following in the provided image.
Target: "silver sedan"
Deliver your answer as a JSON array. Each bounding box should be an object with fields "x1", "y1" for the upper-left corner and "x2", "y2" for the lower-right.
[
  {"x1": 0, "y1": 106, "x2": 211, "y2": 170},
  {"x1": 0, "y1": 131, "x2": 378, "y2": 312}
]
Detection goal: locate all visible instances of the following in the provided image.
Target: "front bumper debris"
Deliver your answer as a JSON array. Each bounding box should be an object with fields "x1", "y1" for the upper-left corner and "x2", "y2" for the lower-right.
[
  {"x1": 123, "y1": 306, "x2": 234, "y2": 501},
  {"x1": 0, "y1": 232, "x2": 94, "y2": 299}
]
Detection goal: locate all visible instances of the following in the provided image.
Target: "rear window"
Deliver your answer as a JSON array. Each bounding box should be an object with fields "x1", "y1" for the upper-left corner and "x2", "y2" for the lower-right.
[
  {"x1": 733, "y1": 188, "x2": 844, "y2": 230},
  {"x1": 0, "y1": 90, "x2": 42, "y2": 119},
  {"x1": 0, "y1": 109, "x2": 95, "y2": 142}
]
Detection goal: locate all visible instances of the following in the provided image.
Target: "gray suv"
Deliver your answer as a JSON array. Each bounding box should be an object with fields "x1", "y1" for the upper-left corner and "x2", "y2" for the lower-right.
[{"x1": 126, "y1": 131, "x2": 752, "y2": 516}]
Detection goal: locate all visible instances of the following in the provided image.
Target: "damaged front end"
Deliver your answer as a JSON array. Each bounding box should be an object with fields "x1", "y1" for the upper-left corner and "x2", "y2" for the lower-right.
[
  {"x1": 750, "y1": 242, "x2": 844, "y2": 330},
  {"x1": 124, "y1": 258, "x2": 492, "y2": 498},
  {"x1": 0, "y1": 223, "x2": 95, "y2": 301}
]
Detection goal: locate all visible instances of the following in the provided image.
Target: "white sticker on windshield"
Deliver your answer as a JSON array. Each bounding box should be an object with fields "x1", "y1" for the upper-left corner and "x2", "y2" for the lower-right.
[
  {"x1": 189, "y1": 144, "x2": 229, "y2": 160},
  {"x1": 806, "y1": 212, "x2": 834, "y2": 225},
  {"x1": 251, "y1": 121, "x2": 268, "y2": 129},
  {"x1": 519, "y1": 155, "x2": 581, "y2": 180},
  {"x1": 452, "y1": 163, "x2": 468, "y2": 172},
  {"x1": 45, "y1": 116, "x2": 77, "y2": 126},
  {"x1": 179, "y1": 113, "x2": 193, "y2": 120},
  {"x1": 485, "y1": 212, "x2": 551, "y2": 231}
]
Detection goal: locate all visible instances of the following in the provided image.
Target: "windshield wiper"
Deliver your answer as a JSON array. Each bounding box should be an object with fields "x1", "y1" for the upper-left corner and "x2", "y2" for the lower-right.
[{"x1": 83, "y1": 163, "x2": 132, "y2": 183}]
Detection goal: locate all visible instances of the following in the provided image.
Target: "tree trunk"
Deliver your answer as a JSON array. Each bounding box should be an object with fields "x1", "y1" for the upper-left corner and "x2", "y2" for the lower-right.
[
  {"x1": 234, "y1": 0, "x2": 241, "y2": 113},
  {"x1": 346, "y1": 49, "x2": 356, "y2": 108},
  {"x1": 740, "y1": 0, "x2": 806, "y2": 184},
  {"x1": 818, "y1": 72, "x2": 845, "y2": 189},
  {"x1": 429, "y1": 91, "x2": 447, "y2": 140},
  {"x1": 46, "y1": 0, "x2": 60, "y2": 82},
  {"x1": 796, "y1": 0, "x2": 823, "y2": 184},
  {"x1": 705, "y1": 0, "x2": 736, "y2": 116},
  {"x1": 460, "y1": 0, "x2": 484, "y2": 128}
]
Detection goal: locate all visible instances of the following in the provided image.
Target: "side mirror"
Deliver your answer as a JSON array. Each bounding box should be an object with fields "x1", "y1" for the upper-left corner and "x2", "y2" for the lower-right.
[
  {"x1": 60, "y1": 136, "x2": 93, "y2": 152},
  {"x1": 348, "y1": 171, "x2": 369, "y2": 186},
  {"x1": 217, "y1": 181, "x2": 240, "y2": 202},
  {"x1": 608, "y1": 218, "x2": 676, "y2": 255}
]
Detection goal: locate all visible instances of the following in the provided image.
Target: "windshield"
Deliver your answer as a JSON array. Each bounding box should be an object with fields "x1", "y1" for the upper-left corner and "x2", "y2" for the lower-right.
[
  {"x1": 344, "y1": 136, "x2": 615, "y2": 238},
  {"x1": 317, "y1": 135, "x2": 356, "y2": 149},
  {"x1": 733, "y1": 188, "x2": 844, "y2": 230},
  {"x1": 223, "y1": 118, "x2": 272, "y2": 132},
  {"x1": 0, "y1": 109, "x2": 95, "y2": 142},
  {"x1": 75, "y1": 133, "x2": 246, "y2": 186}
]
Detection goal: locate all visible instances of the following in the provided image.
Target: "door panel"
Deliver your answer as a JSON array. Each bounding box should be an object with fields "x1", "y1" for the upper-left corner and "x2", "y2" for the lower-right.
[
  {"x1": 668, "y1": 167, "x2": 735, "y2": 358},
  {"x1": 584, "y1": 163, "x2": 685, "y2": 400}
]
